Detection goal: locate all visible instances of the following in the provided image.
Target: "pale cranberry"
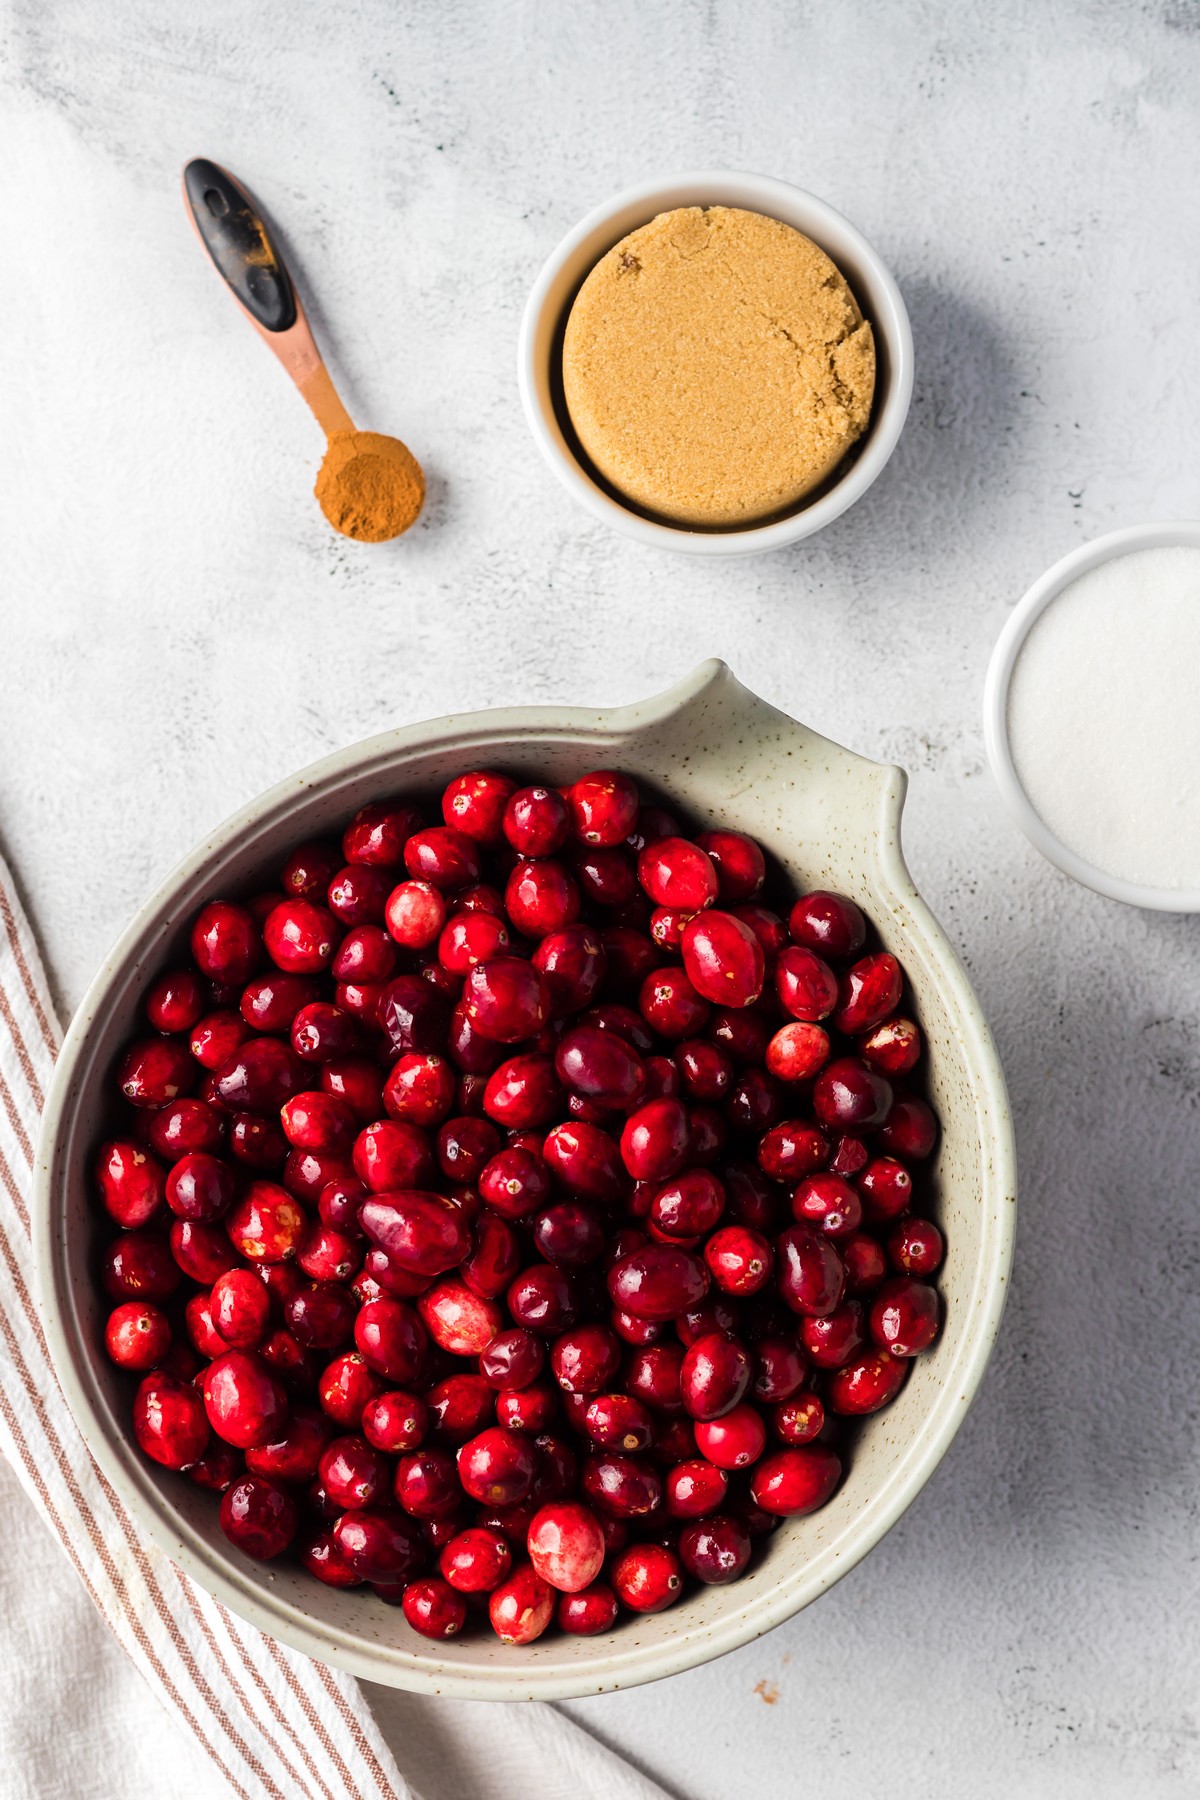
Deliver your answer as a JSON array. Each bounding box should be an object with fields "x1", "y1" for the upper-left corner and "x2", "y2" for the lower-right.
[
  {"x1": 813, "y1": 1058, "x2": 893, "y2": 1131},
  {"x1": 612, "y1": 1543, "x2": 682, "y2": 1613},
  {"x1": 776, "y1": 1224, "x2": 845, "y2": 1318},
  {"x1": 695, "y1": 829, "x2": 765, "y2": 901},
  {"x1": 828, "y1": 1348, "x2": 908, "y2": 1414},
  {"x1": 95, "y1": 1141, "x2": 165, "y2": 1228},
  {"x1": 792, "y1": 1172, "x2": 863, "y2": 1237},
  {"x1": 557, "y1": 1583, "x2": 619, "y2": 1635},
  {"x1": 526, "y1": 1500, "x2": 605, "y2": 1593},
  {"x1": 483, "y1": 1054, "x2": 564, "y2": 1128},
  {"x1": 191, "y1": 902, "x2": 258, "y2": 984},
  {"x1": 751, "y1": 1445, "x2": 841, "y2": 1514},
  {"x1": 704, "y1": 1224, "x2": 773, "y2": 1296},
  {"x1": 568, "y1": 771, "x2": 639, "y2": 847},
  {"x1": 202, "y1": 1351, "x2": 287, "y2": 1449},
  {"x1": 488, "y1": 1564, "x2": 555, "y2": 1643},
  {"x1": 414, "y1": 1278, "x2": 500, "y2": 1356},
  {"x1": 506, "y1": 1263, "x2": 577, "y2": 1335},
  {"x1": 106, "y1": 1301, "x2": 171, "y2": 1371},
  {"x1": 219, "y1": 1476, "x2": 297, "y2": 1559},
  {"x1": 381, "y1": 881, "x2": 442, "y2": 953},
  {"x1": 869, "y1": 1277, "x2": 939, "y2": 1356},
  {"x1": 834, "y1": 953, "x2": 903, "y2": 1035},
  {"x1": 766, "y1": 1021, "x2": 831, "y2": 1083},
  {"x1": 581, "y1": 1454, "x2": 662, "y2": 1518},
  {"x1": 680, "y1": 910, "x2": 765, "y2": 1008}
]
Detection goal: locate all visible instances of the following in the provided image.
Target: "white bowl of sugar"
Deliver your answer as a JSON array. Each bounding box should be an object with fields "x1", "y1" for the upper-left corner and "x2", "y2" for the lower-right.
[{"x1": 984, "y1": 521, "x2": 1200, "y2": 912}]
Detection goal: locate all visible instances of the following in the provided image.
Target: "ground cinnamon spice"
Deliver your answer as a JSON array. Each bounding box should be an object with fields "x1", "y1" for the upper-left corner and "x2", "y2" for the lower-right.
[{"x1": 314, "y1": 430, "x2": 424, "y2": 542}]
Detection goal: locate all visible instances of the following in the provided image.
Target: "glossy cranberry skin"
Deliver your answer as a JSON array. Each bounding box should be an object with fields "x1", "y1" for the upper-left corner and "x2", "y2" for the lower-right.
[
  {"x1": 877, "y1": 1096, "x2": 938, "y2": 1161},
  {"x1": 765, "y1": 1020, "x2": 830, "y2": 1084},
  {"x1": 744, "y1": 1340, "x2": 803, "y2": 1408},
  {"x1": 581, "y1": 1454, "x2": 662, "y2": 1519},
  {"x1": 214, "y1": 1038, "x2": 304, "y2": 1116},
  {"x1": 320, "y1": 1057, "x2": 385, "y2": 1125},
  {"x1": 792, "y1": 1172, "x2": 863, "y2": 1237},
  {"x1": 132, "y1": 1372, "x2": 209, "y2": 1469},
  {"x1": 496, "y1": 1384, "x2": 557, "y2": 1433},
  {"x1": 675, "y1": 1295, "x2": 739, "y2": 1346},
  {"x1": 776, "y1": 1224, "x2": 845, "y2": 1319},
  {"x1": 540, "y1": 1126, "x2": 624, "y2": 1212},
  {"x1": 105, "y1": 1300, "x2": 171, "y2": 1371},
  {"x1": 568, "y1": 771, "x2": 639, "y2": 848},
  {"x1": 191, "y1": 902, "x2": 259, "y2": 985},
  {"x1": 774, "y1": 945, "x2": 838, "y2": 1022},
  {"x1": 167, "y1": 1219, "x2": 236, "y2": 1284},
  {"x1": 647, "y1": 1170, "x2": 723, "y2": 1241},
  {"x1": 276, "y1": 838, "x2": 340, "y2": 904},
  {"x1": 679, "y1": 1513, "x2": 752, "y2": 1585},
  {"x1": 315, "y1": 1434, "x2": 386, "y2": 1510},
  {"x1": 770, "y1": 1390, "x2": 824, "y2": 1444},
  {"x1": 219, "y1": 1476, "x2": 297, "y2": 1560},
  {"x1": 635, "y1": 837, "x2": 716, "y2": 912},
  {"x1": 416, "y1": 1278, "x2": 501, "y2": 1357},
  {"x1": 693, "y1": 1403, "x2": 765, "y2": 1470},
  {"x1": 399, "y1": 825, "x2": 480, "y2": 891},
  {"x1": 398, "y1": 1575, "x2": 465, "y2": 1639},
  {"x1": 390, "y1": 1444, "x2": 458, "y2": 1519},
  {"x1": 727, "y1": 1066, "x2": 785, "y2": 1134},
  {"x1": 349, "y1": 1294, "x2": 425, "y2": 1382},
  {"x1": 359, "y1": 1191, "x2": 469, "y2": 1278},
  {"x1": 578, "y1": 1391, "x2": 651, "y2": 1453},
  {"x1": 438, "y1": 1526, "x2": 511, "y2": 1594},
  {"x1": 244, "y1": 1405, "x2": 332, "y2": 1484},
  {"x1": 557, "y1": 1583, "x2": 619, "y2": 1635},
  {"x1": 101, "y1": 1230, "x2": 180, "y2": 1303},
  {"x1": 525, "y1": 1500, "x2": 605, "y2": 1593},
  {"x1": 662, "y1": 1458, "x2": 727, "y2": 1522},
  {"x1": 679, "y1": 1331, "x2": 753, "y2": 1422},
  {"x1": 612, "y1": 1543, "x2": 682, "y2": 1613},
  {"x1": 679, "y1": 909, "x2": 765, "y2": 1009},
  {"x1": 258, "y1": 898, "x2": 334, "y2": 976},
  {"x1": 207, "y1": 1268, "x2": 268, "y2": 1349},
  {"x1": 838, "y1": 1232, "x2": 887, "y2": 1296},
  {"x1": 95, "y1": 1141, "x2": 165, "y2": 1228},
  {"x1": 202, "y1": 1351, "x2": 287, "y2": 1450},
  {"x1": 349, "y1": 1124, "x2": 429, "y2": 1196},
  {"x1": 500, "y1": 785, "x2": 567, "y2": 857},
  {"x1": 638, "y1": 966, "x2": 710, "y2": 1042},
  {"x1": 887, "y1": 1215, "x2": 944, "y2": 1277},
  {"x1": 483, "y1": 1055, "x2": 564, "y2": 1129},
  {"x1": 858, "y1": 1156, "x2": 914, "y2": 1223},
  {"x1": 722, "y1": 1163, "x2": 784, "y2": 1233},
  {"x1": 694, "y1": 829, "x2": 765, "y2": 902},
  {"x1": 470, "y1": 1154, "x2": 545, "y2": 1231},
  {"x1": 355, "y1": 1390, "x2": 425, "y2": 1455},
  {"x1": 436, "y1": 770, "x2": 512, "y2": 846},
  {"x1": 607, "y1": 1245, "x2": 708, "y2": 1322},
  {"x1": 298, "y1": 1526, "x2": 360, "y2": 1588},
  {"x1": 858, "y1": 1014, "x2": 921, "y2": 1077},
  {"x1": 619, "y1": 1098, "x2": 690, "y2": 1184},
  {"x1": 788, "y1": 889, "x2": 866, "y2": 961},
  {"x1": 828, "y1": 1348, "x2": 908, "y2": 1415},
  {"x1": 338, "y1": 798, "x2": 418, "y2": 868},
  {"x1": 704, "y1": 1224, "x2": 773, "y2": 1296},
  {"x1": 224, "y1": 1180, "x2": 306, "y2": 1264},
  {"x1": 751, "y1": 1444, "x2": 842, "y2": 1516},
  {"x1": 868, "y1": 1277, "x2": 939, "y2": 1357},
  {"x1": 802, "y1": 1299, "x2": 867, "y2": 1370},
  {"x1": 833, "y1": 953, "x2": 903, "y2": 1036},
  {"x1": 813, "y1": 1059, "x2": 893, "y2": 1131},
  {"x1": 144, "y1": 967, "x2": 206, "y2": 1035},
  {"x1": 528, "y1": 925, "x2": 604, "y2": 1019},
  {"x1": 758, "y1": 1120, "x2": 830, "y2": 1184},
  {"x1": 334, "y1": 1508, "x2": 425, "y2": 1584},
  {"x1": 553, "y1": 1024, "x2": 644, "y2": 1110},
  {"x1": 189, "y1": 1010, "x2": 251, "y2": 1072},
  {"x1": 462, "y1": 956, "x2": 549, "y2": 1045},
  {"x1": 376, "y1": 976, "x2": 450, "y2": 1061},
  {"x1": 457, "y1": 1427, "x2": 536, "y2": 1505},
  {"x1": 488, "y1": 1564, "x2": 555, "y2": 1644},
  {"x1": 624, "y1": 1343, "x2": 684, "y2": 1415},
  {"x1": 506, "y1": 1263, "x2": 577, "y2": 1335},
  {"x1": 118, "y1": 1038, "x2": 195, "y2": 1109},
  {"x1": 149, "y1": 1097, "x2": 225, "y2": 1160},
  {"x1": 317, "y1": 1351, "x2": 383, "y2": 1428},
  {"x1": 549, "y1": 1324, "x2": 621, "y2": 1396}
]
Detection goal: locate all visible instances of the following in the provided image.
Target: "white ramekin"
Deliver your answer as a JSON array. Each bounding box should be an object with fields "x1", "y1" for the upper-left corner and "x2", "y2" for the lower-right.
[
  {"x1": 36, "y1": 661, "x2": 1013, "y2": 1699},
  {"x1": 983, "y1": 520, "x2": 1200, "y2": 913},
  {"x1": 518, "y1": 171, "x2": 914, "y2": 556}
]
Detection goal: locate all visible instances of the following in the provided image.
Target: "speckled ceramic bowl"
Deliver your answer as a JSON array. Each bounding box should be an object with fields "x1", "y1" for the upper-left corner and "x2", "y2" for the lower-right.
[{"x1": 35, "y1": 661, "x2": 1014, "y2": 1699}]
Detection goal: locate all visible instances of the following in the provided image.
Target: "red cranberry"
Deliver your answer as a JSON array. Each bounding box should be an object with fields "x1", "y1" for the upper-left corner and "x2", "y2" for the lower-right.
[
  {"x1": 581, "y1": 1454, "x2": 662, "y2": 1518},
  {"x1": 245, "y1": 1405, "x2": 332, "y2": 1483},
  {"x1": 191, "y1": 902, "x2": 259, "y2": 985},
  {"x1": 478, "y1": 1329, "x2": 542, "y2": 1393},
  {"x1": 531, "y1": 924, "x2": 606, "y2": 1017},
  {"x1": 665, "y1": 1458, "x2": 728, "y2": 1518},
  {"x1": 788, "y1": 890, "x2": 866, "y2": 961},
  {"x1": 359, "y1": 1390, "x2": 426, "y2": 1454},
  {"x1": 378, "y1": 974, "x2": 451, "y2": 1059},
  {"x1": 351, "y1": 1122, "x2": 433, "y2": 1195},
  {"x1": 284, "y1": 1280, "x2": 355, "y2": 1349},
  {"x1": 318, "y1": 1434, "x2": 388, "y2": 1510},
  {"x1": 168, "y1": 1218, "x2": 237, "y2": 1283},
  {"x1": 352, "y1": 1296, "x2": 426, "y2": 1383},
  {"x1": 439, "y1": 770, "x2": 514, "y2": 845},
  {"x1": 101, "y1": 1230, "x2": 180, "y2": 1303},
  {"x1": 751, "y1": 1445, "x2": 841, "y2": 1514},
  {"x1": 299, "y1": 1526, "x2": 361, "y2": 1588},
  {"x1": 334, "y1": 1508, "x2": 425, "y2": 1583},
  {"x1": 342, "y1": 799, "x2": 422, "y2": 868},
  {"x1": 208, "y1": 1268, "x2": 269, "y2": 1348},
  {"x1": 722, "y1": 1163, "x2": 784, "y2": 1233},
  {"x1": 384, "y1": 879, "x2": 446, "y2": 949},
  {"x1": 772, "y1": 1391, "x2": 825, "y2": 1444},
  {"x1": 219, "y1": 1476, "x2": 297, "y2": 1559},
  {"x1": 393, "y1": 1446, "x2": 460, "y2": 1518},
  {"x1": 542, "y1": 1122, "x2": 626, "y2": 1206},
  {"x1": 488, "y1": 1564, "x2": 555, "y2": 1643},
  {"x1": 526, "y1": 1500, "x2": 605, "y2": 1593},
  {"x1": 792, "y1": 1172, "x2": 863, "y2": 1237},
  {"x1": 679, "y1": 1513, "x2": 751, "y2": 1584},
  {"x1": 457, "y1": 1427, "x2": 536, "y2": 1504},
  {"x1": 765, "y1": 1021, "x2": 831, "y2": 1083},
  {"x1": 776, "y1": 1224, "x2": 845, "y2": 1318},
  {"x1": 758, "y1": 1120, "x2": 830, "y2": 1183},
  {"x1": 637, "y1": 837, "x2": 717, "y2": 912},
  {"x1": 680, "y1": 910, "x2": 764, "y2": 1008},
  {"x1": 727, "y1": 1066, "x2": 785, "y2": 1134},
  {"x1": 650, "y1": 1169, "x2": 725, "y2": 1239},
  {"x1": 503, "y1": 785, "x2": 570, "y2": 857},
  {"x1": 841, "y1": 1231, "x2": 889, "y2": 1294},
  {"x1": 834, "y1": 953, "x2": 903, "y2": 1035},
  {"x1": 118, "y1": 1038, "x2": 195, "y2": 1109},
  {"x1": 189, "y1": 1010, "x2": 251, "y2": 1071},
  {"x1": 148, "y1": 1098, "x2": 225, "y2": 1160},
  {"x1": 568, "y1": 771, "x2": 639, "y2": 848},
  {"x1": 462, "y1": 956, "x2": 549, "y2": 1044},
  {"x1": 438, "y1": 910, "x2": 510, "y2": 976},
  {"x1": 695, "y1": 829, "x2": 765, "y2": 901},
  {"x1": 483, "y1": 1054, "x2": 564, "y2": 1129},
  {"x1": 321, "y1": 1057, "x2": 385, "y2": 1124},
  {"x1": 858, "y1": 1156, "x2": 914, "y2": 1222},
  {"x1": 260, "y1": 898, "x2": 335, "y2": 975},
  {"x1": 402, "y1": 825, "x2": 481, "y2": 891},
  {"x1": 607, "y1": 1244, "x2": 708, "y2": 1321},
  {"x1": 638, "y1": 967, "x2": 710, "y2": 1041},
  {"x1": 674, "y1": 1039, "x2": 732, "y2": 1104},
  {"x1": 827, "y1": 1348, "x2": 908, "y2": 1414},
  {"x1": 506, "y1": 1263, "x2": 577, "y2": 1335},
  {"x1": 496, "y1": 1384, "x2": 558, "y2": 1433},
  {"x1": 238, "y1": 972, "x2": 319, "y2": 1036},
  {"x1": 801, "y1": 1299, "x2": 867, "y2": 1369},
  {"x1": 774, "y1": 946, "x2": 838, "y2": 1022},
  {"x1": 278, "y1": 1090, "x2": 354, "y2": 1155},
  {"x1": 280, "y1": 839, "x2": 341, "y2": 903},
  {"x1": 676, "y1": 1295, "x2": 739, "y2": 1346},
  {"x1": 612, "y1": 1542, "x2": 682, "y2": 1613},
  {"x1": 583, "y1": 1392, "x2": 653, "y2": 1452},
  {"x1": 145, "y1": 968, "x2": 207, "y2": 1035},
  {"x1": 455, "y1": 1213, "x2": 517, "y2": 1300},
  {"x1": 550, "y1": 1324, "x2": 621, "y2": 1396},
  {"x1": 869, "y1": 1277, "x2": 939, "y2": 1356},
  {"x1": 225, "y1": 1181, "x2": 305, "y2": 1264},
  {"x1": 530, "y1": 1201, "x2": 602, "y2": 1268},
  {"x1": 318, "y1": 1351, "x2": 383, "y2": 1427},
  {"x1": 693, "y1": 1403, "x2": 765, "y2": 1470},
  {"x1": 402, "y1": 1576, "x2": 467, "y2": 1639},
  {"x1": 202, "y1": 1350, "x2": 287, "y2": 1449},
  {"x1": 704, "y1": 1224, "x2": 773, "y2": 1296},
  {"x1": 750, "y1": 1336, "x2": 805, "y2": 1403},
  {"x1": 709, "y1": 1008, "x2": 772, "y2": 1065},
  {"x1": 215, "y1": 1038, "x2": 305, "y2": 1116},
  {"x1": 554, "y1": 1024, "x2": 645, "y2": 1109},
  {"x1": 133, "y1": 1373, "x2": 209, "y2": 1468},
  {"x1": 95, "y1": 1140, "x2": 165, "y2": 1229},
  {"x1": 598, "y1": 926, "x2": 659, "y2": 996},
  {"x1": 888, "y1": 1215, "x2": 944, "y2": 1276},
  {"x1": 624, "y1": 1342, "x2": 684, "y2": 1414},
  {"x1": 557, "y1": 1583, "x2": 619, "y2": 1635},
  {"x1": 877, "y1": 1096, "x2": 938, "y2": 1161},
  {"x1": 680, "y1": 1332, "x2": 752, "y2": 1420},
  {"x1": 439, "y1": 1526, "x2": 512, "y2": 1593},
  {"x1": 379, "y1": 1054, "x2": 453, "y2": 1128},
  {"x1": 730, "y1": 904, "x2": 789, "y2": 961},
  {"x1": 105, "y1": 1300, "x2": 171, "y2": 1371},
  {"x1": 859, "y1": 1015, "x2": 922, "y2": 1076},
  {"x1": 813, "y1": 1058, "x2": 893, "y2": 1131},
  {"x1": 417, "y1": 1278, "x2": 502, "y2": 1355},
  {"x1": 619, "y1": 1098, "x2": 690, "y2": 1183},
  {"x1": 474, "y1": 1149, "x2": 547, "y2": 1224}
]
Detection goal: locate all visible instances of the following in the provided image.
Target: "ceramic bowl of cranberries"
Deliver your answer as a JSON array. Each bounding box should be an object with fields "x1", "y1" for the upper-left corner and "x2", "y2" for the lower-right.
[{"x1": 36, "y1": 660, "x2": 1014, "y2": 1698}]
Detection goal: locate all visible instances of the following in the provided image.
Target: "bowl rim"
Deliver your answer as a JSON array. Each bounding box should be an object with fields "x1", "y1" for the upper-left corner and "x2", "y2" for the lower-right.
[
  {"x1": 982, "y1": 520, "x2": 1200, "y2": 913},
  {"x1": 35, "y1": 661, "x2": 1015, "y2": 1698},
  {"x1": 517, "y1": 170, "x2": 914, "y2": 556}
]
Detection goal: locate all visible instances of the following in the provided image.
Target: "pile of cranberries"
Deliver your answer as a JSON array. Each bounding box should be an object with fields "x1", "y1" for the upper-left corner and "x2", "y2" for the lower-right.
[{"x1": 95, "y1": 768, "x2": 943, "y2": 1645}]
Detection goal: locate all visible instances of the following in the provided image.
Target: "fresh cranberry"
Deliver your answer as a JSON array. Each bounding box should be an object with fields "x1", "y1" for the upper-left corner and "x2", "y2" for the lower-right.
[
  {"x1": 378, "y1": 974, "x2": 451, "y2": 1059},
  {"x1": 751, "y1": 1336, "x2": 807, "y2": 1403},
  {"x1": 887, "y1": 1215, "x2": 944, "y2": 1276},
  {"x1": 776, "y1": 1224, "x2": 845, "y2": 1318},
  {"x1": 636, "y1": 837, "x2": 716, "y2": 912},
  {"x1": 665, "y1": 1457, "x2": 728, "y2": 1518},
  {"x1": 596, "y1": 926, "x2": 658, "y2": 996},
  {"x1": 95, "y1": 1141, "x2": 165, "y2": 1228},
  {"x1": 299, "y1": 1526, "x2": 361, "y2": 1588},
  {"x1": 679, "y1": 909, "x2": 765, "y2": 1009},
  {"x1": 525, "y1": 1500, "x2": 605, "y2": 1593},
  {"x1": 619, "y1": 1098, "x2": 690, "y2": 1183},
  {"x1": 869, "y1": 1277, "x2": 939, "y2": 1356},
  {"x1": 751, "y1": 1445, "x2": 841, "y2": 1514},
  {"x1": 219, "y1": 1476, "x2": 297, "y2": 1559},
  {"x1": 149, "y1": 1098, "x2": 226, "y2": 1160},
  {"x1": 828, "y1": 1348, "x2": 908, "y2": 1414},
  {"x1": 438, "y1": 770, "x2": 513, "y2": 845},
  {"x1": 758, "y1": 1120, "x2": 830, "y2": 1183},
  {"x1": 169, "y1": 1218, "x2": 238, "y2": 1284},
  {"x1": 557, "y1": 1583, "x2": 619, "y2": 1635},
  {"x1": 553, "y1": 1024, "x2": 644, "y2": 1110},
  {"x1": 694, "y1": 829, "x2": 765, "y2": 901},
  {"x1": 189, "y1": 1010, "x2": 251, "y2": 1071},
  {"x1": 774, "y1": 945, "x2": 838, "y2": 1022},
  {"x1": 771, "y1": 1392, "x2": 825, "y2": 1444},
  {"x1": 191, "y1": 902, "x2": 259, "y2": 984},
  {"x1": 568, "y1": 771, "x2": 640, "y2": 848},
  {"x1": 488, "y1": 1564, "x2": 555, "y2": 1643},
  {"x1": 393, "y1": 1446, "x2": 460, "y2": 1518},
  {"x1": 638, "y1": 966, "x2": 711, "y2": 1042},
  {"x1": 722, "y1": 1163, "x2": 784, "y2": 1233},
  {"x1": 224, "y1": 1180, "x2": 305, "y2": 1264},
  {"x1": 549, "y1": 1324, "x2": 621, "y2": 1396},
  {"x1": 830, "y1": 1133, "x2": 870, "y2": 1178},
  {"x1": 214, "y1": 1038, "x2": 304, "y2": 1116},
  {"x1": 316, "y1": 1434, "x2": 387, "y2": 1510},
  {"x1": 461, "y1": 956, "x2": 548, "y2": 1045},
  {"x1": 502, "y1": 785, "x2": 568, "y2": 857},
  {"x1": 280, "y1": 839, "x2": 342, "y2": 903},
  {"x1": 527, "y1": 1203, "x2": 599, "y2": 1270},
  {"x1": 839, "y1": 1232, "x2": 887, "y2": 1295},
  {"x1": 504, "y1": 858, "x2": 581, "y2": 938},
  {"x1": 207, "y1": 1268, "x2": 268, "y2": 1348},
  {"x1": 675, "y1": 1296, "x2": 739, "y2": 1346},
  {"x1": 679, "y1": 1332, "x2": 753, "y2": 1421},
  {"x1": 245, "y1": 1405, "x2": 332, "y2": 1483},
  {"x1": 132, "y1": 1371, "x2": 210, "y2": 1468},
  {"x1": 612, "y1": 1542, "x2": 682, "y2": 1613},
  {"x1": 730, "y1": 904, "x2": 789, "y2": 961},
  {"x1": 359, "y1": 1192, "x2": 469, "y2": 1277},
  {"x1": 414, "y1": 1278, "x2": 500, "y2": 1356},
  {"x1": 530, "y1": 924, "x2": 606, "y2": 1017},
  {"x1": 856, "y1": 1160, "x2": 912, "y2": 1226},
  {"x1": 673, "y1": 1039, "x2": 731, "y2": 1105},
  {"x1": 507, "y1": 1263, "x2": 577, "y2": 1335},
  {"x1": 726, "y1": 1066, "x2": 785, "y2": 1134},
  {"x1": 802, "y1": 1299, "x2": 867, "y2": 1369},
  {"x1": 813, "y1": 1058, "x2": 893, "y2": 1130},
  {"x1": 765, "y1": 1021, "x2": 831, "y2": 1083},
  {"x1": 402, "y1": 825, "x2": 481, "y2": 891},
  {"x1": 581, "y1": 1454, "x2": 662, "y2": 1518},
  {"x1": 105, "y1": 1301, "x2": 171, "y2": 1371},
  {"x1": 357, "y1": 1390, "x2": 426, "y2": 1454},
  {"x1": 496, "y1": 1384, "x2": 558, "y2": 1433},
  {"x1": 833, "y1": 953, "x2": 903, "y2": 1036},
  {"x1": 877, "y1": 1096, "x2": 938, "y2": 1161},
  {"x1": 202, "y1": 1350, "x2": 287, "y2": 1449},
  {"x1": 692, "y1": 1403, "x2": 765, "y2": 1470},
  {"x1": 333, "y1": 1508, "x2": 424, "y2": 1583},
  {"x1": 650, "y1": 1169, "x2": 725, "y2": 1239},
  {"x1": 483, "y1": 1054, "x2": 564, "y2": 1128},
  {"x1": 457, "y1": 1427, "x2": 536, "y2": 1505},
  {"x1": 118, "y1": 1038, "x2": 195, "y2": 1109},
  {"x1": 679, "y1": 1513, "x2": 752, "y2": 1584},
  {"x1": 439, "y1": 1526, "x2": 512, "y2": 1593},
  {"x1": 382, "y1": 881, "x2": 443, "y2": 952},
  {"x1": 144, "y1": 968, "x2": 207, "y2": 1035},
  {"x1": 400, "y1": 1575, "x2": 466, "y2": 1639},
  {"x1": 258, "y1": 898, "x2": 334, "y2": 975},
  {"x1": 792, "y1": 1172, "x2": 862, "y2": 1237},
  {"x1": 787, "y1": 890, "x2": 864, "y2": 960},
  {"x1": 341, "y1": 799, "x2": 421, "y2": 867},
  {"x1": 542, "y1": 1121, "x2": 627, "y2": 1205},
  {"x1": 579, "y1": 1392, "x2": 651, "y2": 1452},
  {"x1": 349, "y1": 1295, "x2": 425, "y2": 1382},
  {"x1": 709, "y1": 1008, "x2": 772, "y2": 1065},
  {"x1": 607, "y1": 1244, "x2": 708, "y2": 1321},
  {"x1": 704, "y1": 1224, "x2": 773, "y2": 1296},
  {"x1": 624, "y1": 1343, "x2": 684, "y2": 1414},
  {"x1": 101, "y1": 1230, "x2": 180, "y2": 1303},
  {"x1": 859, "y1": 1015, "x2": 922, "y2": 1077},
  {"x1": 317, "y1": 1351, "x2": 383, "y2": 1427}
]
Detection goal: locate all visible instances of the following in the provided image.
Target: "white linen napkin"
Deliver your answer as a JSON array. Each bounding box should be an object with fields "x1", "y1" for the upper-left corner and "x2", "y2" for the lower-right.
[{"x1": 0, "y1": 853, "x2": 667, "y2": 1800}]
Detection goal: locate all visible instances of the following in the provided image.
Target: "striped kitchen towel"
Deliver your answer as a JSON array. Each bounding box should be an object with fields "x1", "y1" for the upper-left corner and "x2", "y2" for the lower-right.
[{"x1": 0, "y1": 854, "x2": 667, "y2": 1800}]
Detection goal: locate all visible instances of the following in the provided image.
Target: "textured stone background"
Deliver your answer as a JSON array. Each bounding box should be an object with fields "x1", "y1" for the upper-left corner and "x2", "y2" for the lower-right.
[{"x1": 3, "y1": 2, "x2": 1200, "y2": 1795}]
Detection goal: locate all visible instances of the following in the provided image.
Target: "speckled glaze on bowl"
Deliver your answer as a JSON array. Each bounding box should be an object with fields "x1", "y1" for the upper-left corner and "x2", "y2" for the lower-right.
[{"x1": 35, "y1": 661, "x2": 1014, "y2": 1700}]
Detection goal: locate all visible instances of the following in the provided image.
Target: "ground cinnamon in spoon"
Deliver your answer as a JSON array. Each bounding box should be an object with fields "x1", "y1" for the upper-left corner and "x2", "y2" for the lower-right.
[{"x1": 314, "y1": 430, "x2": 424, "y2": 542}]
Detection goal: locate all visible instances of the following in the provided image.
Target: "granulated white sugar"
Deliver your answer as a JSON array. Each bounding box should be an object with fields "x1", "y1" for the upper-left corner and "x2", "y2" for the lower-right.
[{"x1": 1006, "y1": 545, "x2": 1200, "y2": 891}]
